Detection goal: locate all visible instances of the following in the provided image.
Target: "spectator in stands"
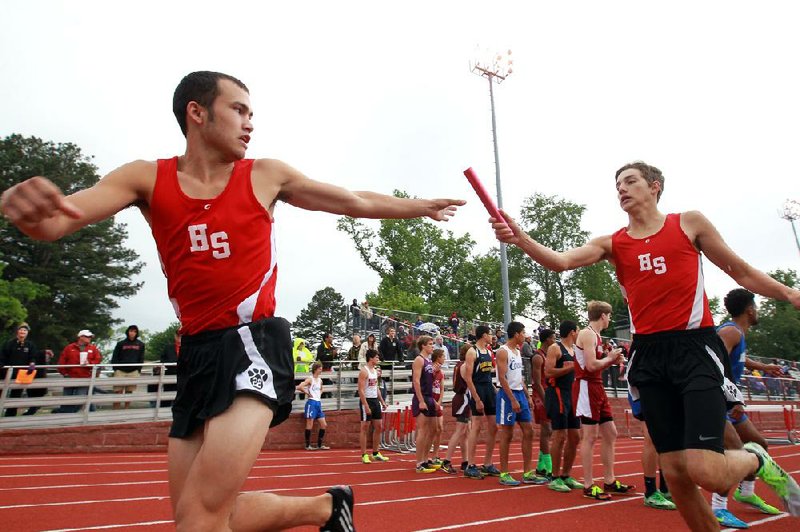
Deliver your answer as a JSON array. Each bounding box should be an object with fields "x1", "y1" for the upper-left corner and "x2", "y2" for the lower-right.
[
  {"x1": 316, "y1": 333, "x2": 337, "y2": 372},
  {"x1": 357, "y1": 334, "x2": 376, "y2": 369},
  {"x1": 414, "y1": 315, "x2": 424, "y2": 332},
  {"x1": 157, "y1": 332, "x2": 180, "y2": 408},
  {"x1": 110, "y1": 325, "x2": 146, "y2": 410},
  {"x1": 379, "y1": 327, "x2": 401, "y2": 364},
  {"x1": 56, "y1": 330, "x2": 102, "y2": 413},
  {"x1": 293, "y1": 338, "x2": 314, "y2": 374},
  {"x1": 449, "y1": 312, "x2": 460, "y2": 336},
  {"x1": 1, "y1": 323, "x2": 51, "y2": 416},
  {"x1": 521, "y1": 333, "x2": 534, "y2": 390},
  {"x1": 347, "y1": 334, "x2": 362, "y2": 369},
  {"x1": 433, "y1": 336, "x2": 452, "y2": 365},
  {"x1": 350, "y1": 299, "x2": 360, "y2": 332},
  {"x1": 360, "y1": 300, "x2": 374, "y2": 331}
]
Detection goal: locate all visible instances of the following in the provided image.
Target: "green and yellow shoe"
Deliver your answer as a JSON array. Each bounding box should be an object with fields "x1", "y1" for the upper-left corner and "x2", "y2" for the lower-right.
[
  {"x1": 733, "y1": 489, "x2": 781, "y2": 515},
  {"x1": 644, "y1": 491, "x2": 677, "y2": 510},
  {"x1": 744, "y1": 442, "x2": 800, "y2": 516}
]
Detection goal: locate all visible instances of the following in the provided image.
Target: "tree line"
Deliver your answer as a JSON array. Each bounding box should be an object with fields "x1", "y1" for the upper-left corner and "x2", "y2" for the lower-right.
[{"x1": 2, "y1": 134, "x2": 798, "y2": 361}]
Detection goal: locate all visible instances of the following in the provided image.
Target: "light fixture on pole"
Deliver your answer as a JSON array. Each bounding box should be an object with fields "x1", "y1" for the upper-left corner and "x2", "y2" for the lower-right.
[
  {"x1": 780, "y1": 199, "x2": 800, "y2": 257},
  {"x1": 470, "y1": 47, "x2": 513, "y2": 327}
]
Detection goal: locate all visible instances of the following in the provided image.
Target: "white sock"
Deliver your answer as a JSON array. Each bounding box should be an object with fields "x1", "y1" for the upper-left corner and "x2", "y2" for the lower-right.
[
  {"x1": 739, "y1": 480, "x2": 756, "y2": 498},
  {"x1": 711, "y1": 493, "x2": 728, "y2": 511}
]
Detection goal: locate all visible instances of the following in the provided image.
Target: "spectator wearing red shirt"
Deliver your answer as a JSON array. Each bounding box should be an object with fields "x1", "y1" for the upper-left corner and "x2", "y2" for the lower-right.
[{"x1": 56, "y1": 330, "x2": 102, "y2": 413}]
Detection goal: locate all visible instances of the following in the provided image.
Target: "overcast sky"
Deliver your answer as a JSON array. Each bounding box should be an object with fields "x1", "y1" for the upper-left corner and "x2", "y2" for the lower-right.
[{"x1": 2, "y1": 1, "x2": 799, "y2": 335}]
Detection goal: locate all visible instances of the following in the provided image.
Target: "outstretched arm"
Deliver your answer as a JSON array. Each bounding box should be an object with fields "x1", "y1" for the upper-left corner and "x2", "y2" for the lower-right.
[
  {"x1": 1, "y1": 160, "x2": 153, "y2": 241},
  {"x1": 686, "y1": 210, "x2": 800, "y2": 309},
  {"x1": 492, "y1": 209, "x2": 610, "y2": 272},
  {"x1": 264, "y1": 159, "x2": 465, "y2": 221}
]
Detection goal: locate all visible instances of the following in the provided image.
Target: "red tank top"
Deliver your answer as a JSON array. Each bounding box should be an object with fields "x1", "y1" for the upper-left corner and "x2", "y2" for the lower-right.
[
  {"x1": 150, "y1": 157, "x2": 277, "y2": 335},
  {"x1": 611, "y1": 213, "x2": 713, "y2": 334},
  {"x1": 574, "y1": 331, "x2": 603, "y2": 383}
]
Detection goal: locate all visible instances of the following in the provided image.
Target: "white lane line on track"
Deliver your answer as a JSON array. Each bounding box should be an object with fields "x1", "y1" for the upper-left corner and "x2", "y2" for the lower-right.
[
  {"x1": 721, "y1": 513, "x2": 789, "y2": 532},
  {"x1": 42, "y1": 520, "x2": 174, "y2": 532},
  {"x1": 414, "y1": 496, "x2": 640, "y2": 531}
]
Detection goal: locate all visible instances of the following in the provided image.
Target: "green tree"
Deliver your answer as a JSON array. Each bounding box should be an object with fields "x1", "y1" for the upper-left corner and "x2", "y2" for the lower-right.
[
  {"x1": 145, "y1": 322, "x2": 181, "y2": 363},
  {"x1": 571, "y1": 261, "x2": 626, "y2": 336},
  {"x1": 517, "y1": 193, "x2": 591, "y2": 329},
  {"x1": 747, "y1": 269, "x2": 800, "y2": 361},
  {"x1": 293, "y1": 287, "x2": 346, "y2": 341},
  {"x1": 0, "y1": 263, "x2": 49, "y2": 332},
  {"x1": 337, "y1": 191, "x2": 533, "y2": 323},
  {"x1": 0, "y1": 134, "x2": 144, "y2": 350}
]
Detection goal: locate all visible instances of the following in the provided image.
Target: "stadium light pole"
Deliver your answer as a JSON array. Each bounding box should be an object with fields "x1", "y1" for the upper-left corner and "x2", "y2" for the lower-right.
[
  {"x1": 471, "y1": 48, "x2": 514, "y2": 327},
  {"x1": 780, "y1": 199, "x2": 800, "y2": 257}
]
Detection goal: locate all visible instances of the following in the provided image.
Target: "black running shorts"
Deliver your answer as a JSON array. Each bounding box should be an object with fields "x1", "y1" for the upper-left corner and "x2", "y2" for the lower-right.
[
  {"x1": 468, "y1": 382, "x2": 497, "y2": 416},
  {"x1": 627, "y1": 328, "x2": 729, "y2": 454},
  {"x1": 169, "y1": 317, "x2": 295, "y2": 439},
  {"x1": 544, "y1": 386, "x2": 580, "y2": 430}
]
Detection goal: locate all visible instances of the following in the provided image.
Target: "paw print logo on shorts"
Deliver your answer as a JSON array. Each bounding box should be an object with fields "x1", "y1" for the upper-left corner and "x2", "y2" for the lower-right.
[{"x1": 248, "y1": 368, "x2": 268, "y2": 390}]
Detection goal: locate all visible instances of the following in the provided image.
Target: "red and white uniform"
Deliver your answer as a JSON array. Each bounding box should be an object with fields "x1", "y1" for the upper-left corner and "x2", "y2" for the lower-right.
[
  {"x1": 532, "y1": 348, "x2": 549, "y2": 424},
  {"x1": 611, "y1": 213, "x2": 713, "y2": 334},
  {"x1": 150, "y1": 157, "x2": 277, "y2": 335},
  {"x1": 573, "y1": 331, "x2": 612, "y2": 422}
]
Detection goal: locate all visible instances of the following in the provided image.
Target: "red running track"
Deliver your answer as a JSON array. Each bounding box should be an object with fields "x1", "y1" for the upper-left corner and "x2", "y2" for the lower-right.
[{"x1": 0, "y1": 439, "x2": 798, "y2": 531}]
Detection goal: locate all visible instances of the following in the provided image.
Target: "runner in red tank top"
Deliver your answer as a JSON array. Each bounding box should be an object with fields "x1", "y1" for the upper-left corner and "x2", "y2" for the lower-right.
[
  {"x1": 574, "y1": 301, "x2": 632, "y2": 500},
  {"x1": 488, "y1": 161, "x2": 800, "y2": 528},
  {"x1": 1, "y1": 71, "x2": 465, "y2": 532}
]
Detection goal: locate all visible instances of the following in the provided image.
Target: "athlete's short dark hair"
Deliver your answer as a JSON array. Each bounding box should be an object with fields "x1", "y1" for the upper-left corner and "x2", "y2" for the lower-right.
[
  {"x1": 615, "y1": 161, "x2": 665, "y2": 202},
  {"x1": 475, "y1": 325, "x2": 491, "y2": 339},
  {"x1": 724, "y1": 288, "x2": 755, "y2": 318},
  {"x1": 366, "y1": 349, "x2": 379, "y2": 361},
  {"x1": 311, "y1": 362, "x2": 322, "y2": 373},
  {"x1": 507, "y1": 321, "x2": 525, "y2": 338},
  {"x1": 559, "y1": 320, "x2": 578, "y2": 338},
  {"x1": 173, "y1": 71, "x2": 249, "y2": 137},
  {"x1": 539, "y1": 329, "x2": 555, "y2": 343}
]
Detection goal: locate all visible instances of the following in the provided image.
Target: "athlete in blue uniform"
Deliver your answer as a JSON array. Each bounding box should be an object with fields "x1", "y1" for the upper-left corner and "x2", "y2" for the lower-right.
[{"x1": 711, "y1": 289, "x2": 784, "y2": 527}]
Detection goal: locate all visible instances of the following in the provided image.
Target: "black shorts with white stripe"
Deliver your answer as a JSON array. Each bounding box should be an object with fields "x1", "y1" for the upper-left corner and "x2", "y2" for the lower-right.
[{"x1": 170, "y1": 317, "x2": 295, "y2": 439}]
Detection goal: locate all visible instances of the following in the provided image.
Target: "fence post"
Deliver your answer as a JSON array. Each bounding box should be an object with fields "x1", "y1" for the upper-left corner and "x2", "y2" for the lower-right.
[
  {"x1": 0, "y1": 369, "x2": 12, "y2": 415},
  {"x1": 335, "y1": 361, "x2": 342, "y2": 411},
  {"x1": 84, "y1": 369, "x2": 98, "y2": 424}
]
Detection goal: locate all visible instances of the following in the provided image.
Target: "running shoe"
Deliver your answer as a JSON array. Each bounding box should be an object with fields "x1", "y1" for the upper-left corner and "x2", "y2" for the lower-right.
[
  {"x1": 425, "y1": 460, "x2": 442, "y2": 470},
  {"x1": 361, "y1": 454, "x2": 371, "y2": 464},
  {"x1": 480, "y1": 464, "x2": 502, "y2": 477},
  {"x1": 416, "y1": 463, "x2": 437, "y2": 474},
  {"x1": 548, "y1": 477, "x2": 571, "y2": 493},
  {"x1": 733, "y1": 489, "x2": 781, "y2": 515},
  {"x1": 714, "y1": 509, "x2": 749, "y2": 529},
  {"x1": 371, "y1": 452, "x2": 389, "y2": 462},
  {"x1": 604, "y1": 480, "x2": 635, "y2": 494},
  {"x1": 535, "y1": 468, "x2": 549, "y2": 478},
  {"x1": 523, "y1": 470, "x2": 550, "y2": 485},
  {"x1": 440, "y1": 463, "x2": 457, "y2": 474},
  {"x1": 583, "y1": 485, "x2": 611, "y2": 501},
  {"x1": 321, "y1": 485, "x2": 355, "y2": 532},
  {"x1": 644, "y1": 491, "x2": 677, "y2": 510},
  {"x1": 318, "y1": 444, "x2": 331, "y2": 450},
  {"x1": 306, "y1": 445, "x2": 317, "y2": 451},
  {"x1": 464, "y1": 465, "x2": 485, "y2": 480},
  {"x1": 744, "y1": 441, "x2": 800, "y2": 516},
  {"x1": 499, "y1": 472, "x2": 521, "y2": 486},
  {"x1": 661, "y1": 491, "x2": 673, "y2": 501},
  {"x1": 563, "y1": 476, "x2": 584, "y2": 490},
  {"x1": 430, "y1": 457, "x2": 443, "y2": 466}
]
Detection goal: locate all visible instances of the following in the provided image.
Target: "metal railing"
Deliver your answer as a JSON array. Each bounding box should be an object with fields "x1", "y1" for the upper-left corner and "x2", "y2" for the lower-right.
[{"x1": 1, "y1": 361, "x2": 797, "y2": 430}]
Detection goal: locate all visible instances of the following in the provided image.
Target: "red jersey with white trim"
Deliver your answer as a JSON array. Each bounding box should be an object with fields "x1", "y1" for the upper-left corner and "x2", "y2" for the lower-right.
[
  {"x1": 574, "y1": 331, "x2": 603, "y2": 383},
  {"x1": 611, "y1": 213, "x2": 713, "y2": 334},
  {"x1": 150, "y1": 157, "x2": 277, "y2": 335}
]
